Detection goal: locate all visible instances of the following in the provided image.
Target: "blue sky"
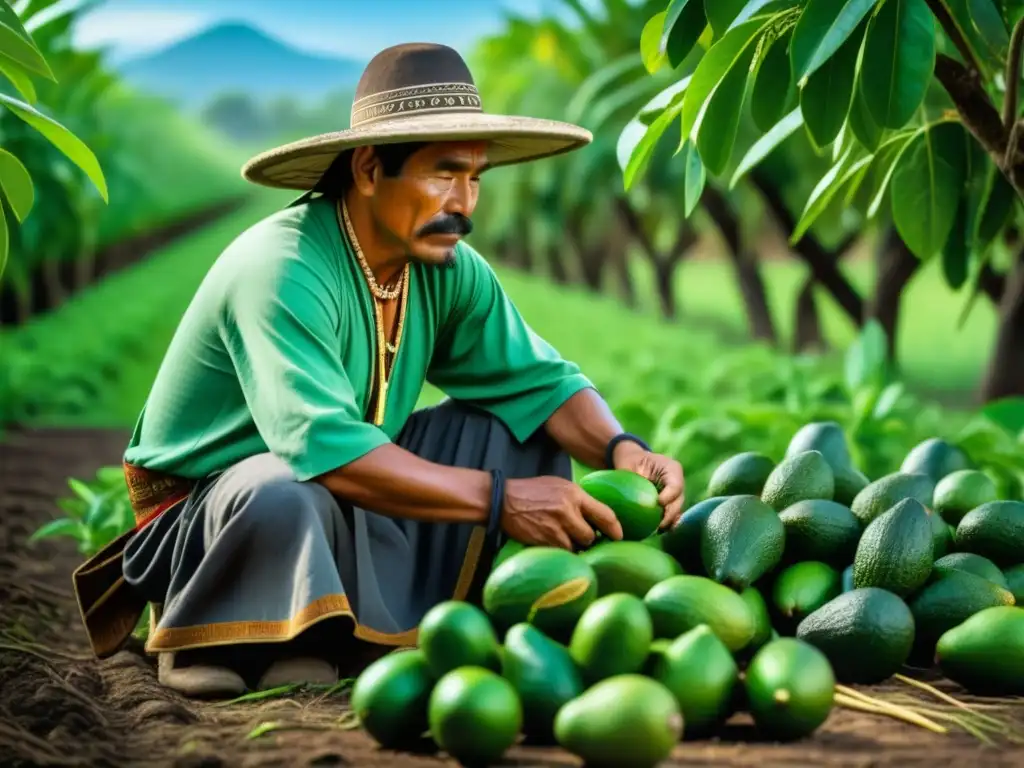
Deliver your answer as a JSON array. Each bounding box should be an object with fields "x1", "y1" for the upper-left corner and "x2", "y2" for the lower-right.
[{"x1": 68, "y1": 0, "x2": 575, "y2": 62}]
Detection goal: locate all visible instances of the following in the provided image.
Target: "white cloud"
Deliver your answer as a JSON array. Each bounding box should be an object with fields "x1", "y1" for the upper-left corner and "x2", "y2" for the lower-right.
[{"x1": 71, "y1": 5, "x2": 212, "y2": 58}]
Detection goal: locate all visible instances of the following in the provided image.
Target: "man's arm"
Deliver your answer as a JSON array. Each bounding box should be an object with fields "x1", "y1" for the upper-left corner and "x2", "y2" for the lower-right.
[{"x1": 543, "y1": 388, "x2": 648, "y2": 470}]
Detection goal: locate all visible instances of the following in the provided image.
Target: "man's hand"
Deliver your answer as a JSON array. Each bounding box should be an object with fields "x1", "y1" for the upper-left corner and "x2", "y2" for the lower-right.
[
  {"x1": 501, "y1": 476, "x2": 624, "y2": 551},
  {"x1": 613, "y1": 441, "x2": 685, "y2": 531}
]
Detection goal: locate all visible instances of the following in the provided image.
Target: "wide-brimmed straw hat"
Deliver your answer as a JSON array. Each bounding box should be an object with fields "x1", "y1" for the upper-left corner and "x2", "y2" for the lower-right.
[{"x1": 241, "y1": 42, "x2": 593, "y2": 190}]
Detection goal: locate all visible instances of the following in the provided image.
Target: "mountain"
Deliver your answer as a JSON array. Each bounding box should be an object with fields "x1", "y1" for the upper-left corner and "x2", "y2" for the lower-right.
[{"x1": 118, "y1": 22, "x2": 366, "y2": 108}]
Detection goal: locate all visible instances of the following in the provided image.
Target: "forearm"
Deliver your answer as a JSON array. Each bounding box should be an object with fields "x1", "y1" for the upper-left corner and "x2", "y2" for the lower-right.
[
  {"x1": 311, "y1": 443, "x2": 492, "y2": 525},
  {"x1": 543, "y1": 388, "x2": 646, "y2": 469}
]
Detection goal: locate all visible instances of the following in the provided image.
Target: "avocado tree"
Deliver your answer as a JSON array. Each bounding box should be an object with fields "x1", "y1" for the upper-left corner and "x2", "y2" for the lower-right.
[
  {"x1": 623, "y1": 0, "x2": 1024, "y2": 403},
  {"x1": 0, "y1": 0, "x2": 107, "y2": 288}
]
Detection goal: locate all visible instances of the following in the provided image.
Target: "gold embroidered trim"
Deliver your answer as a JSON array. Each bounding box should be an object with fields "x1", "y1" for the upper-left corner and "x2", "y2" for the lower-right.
[{"x1": 144, "y1": 526, "x2": 487, "y2": 653}]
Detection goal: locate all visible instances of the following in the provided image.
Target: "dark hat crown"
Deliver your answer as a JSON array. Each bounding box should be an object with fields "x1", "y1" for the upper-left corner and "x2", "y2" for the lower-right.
[{"x1": 350, "y1": 43, "x2": 483, "y2": 128}]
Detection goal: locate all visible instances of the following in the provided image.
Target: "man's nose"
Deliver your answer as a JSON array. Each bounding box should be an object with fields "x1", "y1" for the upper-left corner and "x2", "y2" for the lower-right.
[{"x1": 445, "y1": 177, "x2": 475, "y2": 215}]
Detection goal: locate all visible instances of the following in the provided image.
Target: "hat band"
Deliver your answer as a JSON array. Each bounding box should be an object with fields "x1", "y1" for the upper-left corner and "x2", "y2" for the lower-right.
[{"x1": 350, "y1": 81, "x2": 482, "y2": 128}]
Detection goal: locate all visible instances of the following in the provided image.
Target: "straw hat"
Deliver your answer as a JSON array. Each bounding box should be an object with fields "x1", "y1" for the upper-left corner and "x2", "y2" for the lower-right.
[{"x1": 241, "y1": 42, "x2": 593, "y2": 190}]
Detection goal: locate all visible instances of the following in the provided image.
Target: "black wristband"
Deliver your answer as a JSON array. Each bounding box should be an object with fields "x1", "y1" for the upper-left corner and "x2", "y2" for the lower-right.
[
  {"x1": 487, "y1": 469, "x2": 505, "y2": 538},
  {"x1": 605, "y1": 433, "x2": 651, "y2": 469}
]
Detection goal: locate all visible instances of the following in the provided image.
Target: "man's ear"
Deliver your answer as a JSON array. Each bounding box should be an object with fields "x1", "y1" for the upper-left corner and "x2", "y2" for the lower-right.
[{"x1": 351, "y1": 146, "x2": 378, "y2": 196}]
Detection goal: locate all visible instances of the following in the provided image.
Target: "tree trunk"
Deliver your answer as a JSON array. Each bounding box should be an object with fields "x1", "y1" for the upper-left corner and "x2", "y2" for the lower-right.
[
  {"x1": 978, "y1": 247, "x2": 1024, "y2": 401},
  {"x1": 794, "y1": 276, "x2": 825, "y2": 352},
  {"x1": 547, "y1": 243, "x2": 569, "y2": 284},
  {"x1": 652, "y1": 259, "x2": 677, "y2": 318},
  {"x1": 702, "y1": 186, "x2": 777, "y2": 343},
  {"x1": 867, "y1": 228, "x2": 920, "y2": 362}
]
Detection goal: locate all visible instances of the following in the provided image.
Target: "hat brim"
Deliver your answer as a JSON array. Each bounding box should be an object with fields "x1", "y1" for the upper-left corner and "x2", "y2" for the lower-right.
[{"x1": 240, "y1": 112, "x2": 593, "y2": 190}]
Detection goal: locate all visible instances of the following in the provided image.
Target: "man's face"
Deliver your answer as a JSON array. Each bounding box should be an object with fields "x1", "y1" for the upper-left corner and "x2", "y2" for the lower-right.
[{"x1": 366, "y1": 140, "x2": 489, "y2": 266}]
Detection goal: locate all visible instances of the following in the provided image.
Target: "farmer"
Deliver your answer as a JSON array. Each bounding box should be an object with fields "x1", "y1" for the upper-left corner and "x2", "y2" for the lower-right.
[{"x1": 71, "y1": 42, "x2": 684, "y2": 698}]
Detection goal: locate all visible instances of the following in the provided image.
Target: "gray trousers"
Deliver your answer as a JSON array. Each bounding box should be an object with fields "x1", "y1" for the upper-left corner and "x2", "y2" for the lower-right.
[{"x1": 122, "y1": 400, "x2": 570, "y2": 663}]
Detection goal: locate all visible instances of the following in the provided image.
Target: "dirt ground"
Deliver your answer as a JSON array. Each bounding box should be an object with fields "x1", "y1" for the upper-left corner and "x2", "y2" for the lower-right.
[{"x1": 2, "y1": 428, "x2": 1022, "y2": 768}]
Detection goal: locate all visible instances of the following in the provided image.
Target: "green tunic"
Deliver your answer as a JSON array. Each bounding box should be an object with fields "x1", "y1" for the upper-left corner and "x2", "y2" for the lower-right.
[{"x1": 124, "y1": 195, "x2": 593, "y2": 481}]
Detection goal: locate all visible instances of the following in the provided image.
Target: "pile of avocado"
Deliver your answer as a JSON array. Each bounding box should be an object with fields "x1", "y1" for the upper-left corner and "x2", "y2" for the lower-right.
[{"x1": 349, "y1": 424, "x2": 1024, "y2": 767}]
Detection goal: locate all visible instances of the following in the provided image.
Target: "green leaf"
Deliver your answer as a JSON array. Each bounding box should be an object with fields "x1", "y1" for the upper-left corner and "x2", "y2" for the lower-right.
[
  {"x1": 975, "y1": 163, "x2": 1016, "y2": 247},
  {"x1": 800, "y1": 19, "x2": 865, "y2": 148},
  {"x1": 730, "y1": 108, "x2": 804, "y2": 188},
  {"x1": 845, "y1": 318, "x2": 889, "y2": 392},
  {"x1": 695, "y1": 42, "x2": 756, "y2": 176},
  {"x1": 0, "y1": 196, "x2": 7, "y2": 279},
  {"x1": 0, "y1": 93, "x2": 107, "y2": 201},
  {"x1": 0, "y1": 0, "x2": 54, "y2": 81},
  {"x1": 864, "y1": 129, "x2": 920, "y2": 217},
  {"x1": 969, "y1": 0, "x2": 1011, "y2": 56},
  {"x1": 679, "y1": 16, "x2": 773, "y2": 144},
  {"x1": 890, "y1": 121, "x2": 968, "y2": 260},
  {"x1": 662, "y1": 0, "x2": 708, "y2": 67},
  {"x1": 682, "y1": 139, "x2": 706, "y2": 216},
  {"x1": 566, "y1": 53, "x2": 645, "y2": 124},
  {"x1": 28, "y1": 517, "x2": 85, "y2": 544},
  {"x1": 751, "y1": 29, "x2": 795, "y2": 131},
  {"x1": 791, "y1": 147, "x2": 873, "y2": 242},
  {"x1": 0, "y1": 148, "x2": 34, "y2": 222},
  {"x1": 848, "y1": 80, "x2": 883, "y2": 150},
  {"x1": 642, "y1": 11, "x2": 670, "y2": 73},
  {"x1": 0, "y1": 56, "x2": 35, "y2": 103},
  {"x1": 860, "y1": 0, "x2": 935, "y2": 129},
  {"x1": 705, "y1": 0, "x2": 750, "y2": 37},
  {"x1": 623, "y1": 95, "x2": 687, "y2": 189},
  {"x1": 942, "y1": 197, "x2": 971, "y2": 289},
  {"x1": 790, "y1": 0, "x2": 878, "y2": 83},
  {"x1": 982, "y1": 396, "x2": 1024, "y2": 434},
  {"x1": 997, "y1": 0, "x2": 1024, "y2": 30},
  {"x1": 728, "y1": 0, "x2": 798, "y2": 31}
]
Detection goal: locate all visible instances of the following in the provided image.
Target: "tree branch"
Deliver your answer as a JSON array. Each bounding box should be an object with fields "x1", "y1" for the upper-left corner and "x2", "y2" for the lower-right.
[
  {"x1": 934, "y1": 54, "x2": 1007, "y2": 157},
  {"x1": 749, "y1": 171, "x2": 865, "y2": 324},
  {"x1": 925, "y1": 0, "x2": 984, "y2": 75}
]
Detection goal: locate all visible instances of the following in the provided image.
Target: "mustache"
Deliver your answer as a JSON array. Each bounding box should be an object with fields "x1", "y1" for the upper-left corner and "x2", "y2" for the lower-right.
[{"x1": 417, "y1": 213, "x2": 473, "y2": 237}]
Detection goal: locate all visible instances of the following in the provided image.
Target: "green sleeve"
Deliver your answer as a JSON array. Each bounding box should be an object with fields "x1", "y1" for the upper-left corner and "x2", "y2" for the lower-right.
[
  {"x1": 427, "y1": 242, "x2": 595, "y2": 442},
  {"x1": 220, "y1": 231, "x2": 390, "y2": 481}
]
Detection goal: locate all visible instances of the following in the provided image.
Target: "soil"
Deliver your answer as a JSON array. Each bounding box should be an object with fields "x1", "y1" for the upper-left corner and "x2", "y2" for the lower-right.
[{"x1": 2, "y1": 428, "x2": 1022, "y2": 768}]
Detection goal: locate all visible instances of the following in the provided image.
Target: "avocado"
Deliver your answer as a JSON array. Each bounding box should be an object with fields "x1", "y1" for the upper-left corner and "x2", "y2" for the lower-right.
[
  {"x1": 569, "y1": 593, "x2": 653, "y2": 684},
  {"x1": 853, "y1": 498, "x2": 934, "y2": 597},
  {"x1": 579, "y1": 540, "x2": 682, "y2": 598},
  {"x1": 650, "y1": 624, "x2": 739, "y2": 737},
  {"x1": 933, "y1": 552, "x2": 1009, "y2": 588},
  {"x1": 350, "y1": 649, "x2": 435, "y2": 750},
  {"x1": 954, "y1": 500, "x2": 1024, "y2": 567},
  {"x1": 428, "y1": 666, "x2": 522, "y2": 765},
  {"x1": 778, "y1": 499, "x2": 861, "y2": 567},
  {"x1": 761, "y1": 450, "x2": 835, "y2": 510},
  {"x1": 841, "y1": 564, "x2": 855, "y2": 592},
  {"x1": 492, "y1": 539, "x2": 526, "y2": 571},
  {"x1": 644, "y1": 574, "x2": 756, "y2": 652},
  {"x1": 785, "y1": 421, "x2": 853, "y2": 470},
  {"x1": 1004, "y1": 564, "x2": 1024, "y2": 602},
  {"x1": 554, "y1": 674, "x2": 683, "y2": 768},
  {"x1": 795, "y1": 587, "x2": 915, "y2": 684},
  {"x1": 501, "y1": 623, "x2": 583, "y2": 744},
  {"x1": 932, "y1": 469, "x2": 998, "y2": 526},
  {"x1": 900, "y1": 437, "x2": 972, "y2": 485},
  {"x1": 744, "y1": 638, "x2": 835, "y2": 741},
  {"x1": 936, "y1": 606, "x2": 1024, "y2": 694},
  {"x1": 771, "y1": 561, "x2": 842, "y2": 630},
  {"x1": 482, "y1": 546, "x2": 597, "y2": 641},
  {"x1": 707, "y1": 451, "x2": 776, "y2": 497},
  {"x1": 660, "y1": 496, "x2": 728, "y2": 573},
  {"x1": 927, "y1": 508, "x2": 952, "y2": 560},
  {"x1": 701, "y1": 495, "x2": 785, "y2": 590},
  {"x1": 907, "y1": 569, "x2": 1016, "y2": 664},
  {"x1": 579, "y1": 469, "x2": 663, "y2": 541},
  {"x1": 833, "y1": 466, "x2": 871, "y2": 507},
  {"x1": 738, "y1": 586, "x2": 774, "y2": 655},
  {"x1": 850, "y1": 472, "x2": 935, "y2": 526},
  {"x1": 417, "y1": 600, "x2": 501, "y2": 677}
]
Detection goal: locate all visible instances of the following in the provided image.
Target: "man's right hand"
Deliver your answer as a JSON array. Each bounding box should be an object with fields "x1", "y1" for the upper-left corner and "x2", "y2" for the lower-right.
[{"x1": 501, "y1": 476, "x2": 623, "y2": 551}]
